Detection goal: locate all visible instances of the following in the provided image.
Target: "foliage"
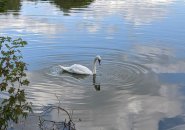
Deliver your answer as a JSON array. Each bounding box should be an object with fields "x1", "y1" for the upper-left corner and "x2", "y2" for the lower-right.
[{"x1": 0, "y1": 36, "x2": 32, "y2": 129}]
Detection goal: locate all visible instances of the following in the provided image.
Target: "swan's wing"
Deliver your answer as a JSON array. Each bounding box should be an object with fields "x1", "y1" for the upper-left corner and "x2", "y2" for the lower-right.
[
  {"x1": 69, "y1": 64, "x2": 92, "y2": 75},
  {"x1": 59, "y1": 65, "x2": 70, "y2": 71},
  {"x1": 59, "y1": 64, "x2": 92, "y2": 75}
]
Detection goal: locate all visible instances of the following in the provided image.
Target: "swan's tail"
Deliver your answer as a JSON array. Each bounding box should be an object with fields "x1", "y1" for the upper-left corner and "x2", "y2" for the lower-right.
[
  {"x1": 58, "y1": 65, "x2": 69, "y2": 71},
  {"x1": 59, "y1": 65, "x2": 64, "y2": 69}
]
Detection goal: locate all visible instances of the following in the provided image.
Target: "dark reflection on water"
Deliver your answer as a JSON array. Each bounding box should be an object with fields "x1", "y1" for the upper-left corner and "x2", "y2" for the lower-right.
[
  {"x1": 1, "y1": 0, "x2": 185, "y2": 130},
  {"x1": 93, "y1": 75, "x2": 100, "y2": 91},
  {"x1": 159, "y1": 115, "x2": 185, "y2": 130},
  {"x1": 0, "y1": 0, "x2": 21, "y2": 14},
  {"x1": 50, "y1": 0, "x2": 94, "y2": 14}
]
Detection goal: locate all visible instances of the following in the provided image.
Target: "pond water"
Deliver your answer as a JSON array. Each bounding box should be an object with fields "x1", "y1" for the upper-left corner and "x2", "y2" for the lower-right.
[{"x1": 1, "y1": 0, "x2": 185, "y2": 130}]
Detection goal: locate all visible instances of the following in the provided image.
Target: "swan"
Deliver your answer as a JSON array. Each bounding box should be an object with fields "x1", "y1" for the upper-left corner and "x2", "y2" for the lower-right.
[{"x1": 59, "y1": 55, "x2": 101, "y2": 75}]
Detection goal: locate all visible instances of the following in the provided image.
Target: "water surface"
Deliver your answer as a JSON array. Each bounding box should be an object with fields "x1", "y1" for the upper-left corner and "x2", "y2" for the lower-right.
[{"x1": 1, "y1": 0, "x2": 185, "y2": 130}]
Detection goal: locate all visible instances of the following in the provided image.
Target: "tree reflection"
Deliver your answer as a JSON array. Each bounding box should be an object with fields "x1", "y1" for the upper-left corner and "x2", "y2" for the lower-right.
[
  {"x1": 0, "y1": 0, "x2": 21, "y2": 14},
  {"x1": 50, "y1": 0, "x2": 94, "y2": 14}
]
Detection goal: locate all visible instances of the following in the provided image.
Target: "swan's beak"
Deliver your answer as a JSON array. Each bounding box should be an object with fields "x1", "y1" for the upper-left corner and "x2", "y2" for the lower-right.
[{"x1": 98, "y1": 59, "x2": 101, "y2": 65}]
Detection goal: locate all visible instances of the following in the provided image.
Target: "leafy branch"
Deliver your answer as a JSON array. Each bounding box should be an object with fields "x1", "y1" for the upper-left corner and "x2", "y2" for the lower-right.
[{"x1": 0, "y1": 36, "x2": 32, "y2": 129}]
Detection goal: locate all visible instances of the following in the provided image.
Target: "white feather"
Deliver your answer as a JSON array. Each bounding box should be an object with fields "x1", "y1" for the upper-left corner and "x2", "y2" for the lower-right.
[
  {"x1": 59, "y1": 55, "x2": 101, "y2": 75},
  {"x1": 59, "y1": 64, "x2": 93, "y2": 75}
]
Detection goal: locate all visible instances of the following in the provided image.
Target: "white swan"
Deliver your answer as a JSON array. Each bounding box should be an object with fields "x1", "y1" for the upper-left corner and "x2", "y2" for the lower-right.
[{"x1": 59, "y1": 55, "x2": 101, "y2": 75}]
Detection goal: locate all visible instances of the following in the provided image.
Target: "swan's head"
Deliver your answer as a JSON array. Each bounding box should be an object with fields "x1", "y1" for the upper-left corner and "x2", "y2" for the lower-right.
[{"x1": 95, "y1": 55, "x2": 101, "y2": 65}]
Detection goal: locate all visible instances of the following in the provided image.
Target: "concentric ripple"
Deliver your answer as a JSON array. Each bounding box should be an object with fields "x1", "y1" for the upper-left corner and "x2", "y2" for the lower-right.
[
  {"x1": 100, "y1": 61, "x2": 149, "y2": 88},
  {"x1": 46, "y1": 57, "x2": 150, "y2": 91}
]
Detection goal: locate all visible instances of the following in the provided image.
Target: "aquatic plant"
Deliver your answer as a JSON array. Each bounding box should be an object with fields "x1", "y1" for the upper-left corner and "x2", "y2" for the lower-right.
[
  {"x1": 38, "y1": 105, "x2": 76, "y2": 130},
  {"x1": 0, "y1": 36, "x2": 32, "y2": 129},
  {"x1": 38, "y1": 94, "x2": 76, "y2": 130}
]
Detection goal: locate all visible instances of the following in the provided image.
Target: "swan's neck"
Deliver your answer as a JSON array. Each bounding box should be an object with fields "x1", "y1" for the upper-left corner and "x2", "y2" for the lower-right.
[{"x1": 93, "y1": 59, "x2": 97, "y2": 75}]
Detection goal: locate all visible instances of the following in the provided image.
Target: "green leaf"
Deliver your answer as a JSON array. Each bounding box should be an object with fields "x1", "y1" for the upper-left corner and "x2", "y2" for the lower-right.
[
  {"x1": 0, "y1": 36, "x2": 32, "y2": 129},
  {"x1": 8, "y1": 87, "x2": 15, "y2": 94}
]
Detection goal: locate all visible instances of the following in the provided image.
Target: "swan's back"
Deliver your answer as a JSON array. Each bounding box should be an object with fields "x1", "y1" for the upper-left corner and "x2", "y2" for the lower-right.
[{"x1": 61, "y1": 64, "x2": 93, "y2": 75}]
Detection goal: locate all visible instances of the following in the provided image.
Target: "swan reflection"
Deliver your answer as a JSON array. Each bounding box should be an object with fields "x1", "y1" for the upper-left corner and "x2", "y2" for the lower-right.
[
  {"x1": 61, "y1": 71, "x2": 89, "y2": 79},
  {"x1": 49, "y1": 66, "x2": 101, "y2": 91},
  {"x1": 61, "y1": 72, "x2": 101, "y2": 91},
  {"x1": 93, "y1": 75, "x2": 100, "y2": 91}
]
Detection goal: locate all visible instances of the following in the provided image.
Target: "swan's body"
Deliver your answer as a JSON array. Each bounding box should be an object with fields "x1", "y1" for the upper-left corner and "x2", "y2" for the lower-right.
[
  {"x1": 60, "y1": 64, "x2": 93, "y2": 75},
  {"x1": 59, "y1": 55, "x2": 101, "y2": 75}
]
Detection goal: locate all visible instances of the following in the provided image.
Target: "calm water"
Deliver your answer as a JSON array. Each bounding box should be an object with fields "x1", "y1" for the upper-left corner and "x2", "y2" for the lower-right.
[{"x1": 1, "y1": 0, "x2": 185, "y2": 130}]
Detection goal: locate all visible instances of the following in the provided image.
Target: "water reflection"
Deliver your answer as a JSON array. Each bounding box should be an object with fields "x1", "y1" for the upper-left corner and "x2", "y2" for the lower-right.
[
  {"x1": 50, "y1": 0, "x2": 94, "y2": 14},
  {"x1": 62, "y1": 72, "x2": 89, "y2": 79},
  {"x1": 0, "y1": 17, "x2": 65, "y2": 36},
  {"x1": 93, "y1": 75, "x2": 100, "y2": 91},
  {"x1": 0, "y1": 0, "x2": 175, "y2": 37},
  {"x1": 133, "y1": 44, "x2": 185, "y2": 73},
  {"x1": 73, "y1": 82, "x2": 183, "y2": 130},
  {"x1": 159, "y1": 115, "x2": 185, "y2": 130},
  {"x1": 25, "y1": 70, "x2": 184, "y2": 130},
  {"x1": 83, "y1": 0, "x2": 174, "y2": 26},
  {"x1": 0, "y1": 0, "x2": 21, "y2": 14},
  {"x1": 49, "y1": 66, "x2": 100, "y2": 91},
  {"x1": 1, "y1": 0, "x2": 185, "y2": 130},
  {"x1": 122, "y1": 0, "x2": 174, "y2": 25}
]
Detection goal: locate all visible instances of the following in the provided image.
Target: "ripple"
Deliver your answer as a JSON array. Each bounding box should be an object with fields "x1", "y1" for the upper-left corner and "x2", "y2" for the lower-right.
[
  {"x1": 46, "y1": 58, "x2": 150, "y2": 90},
  {"x1": 100, "y1": 60, "x2": 149, "y2": 89}
]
